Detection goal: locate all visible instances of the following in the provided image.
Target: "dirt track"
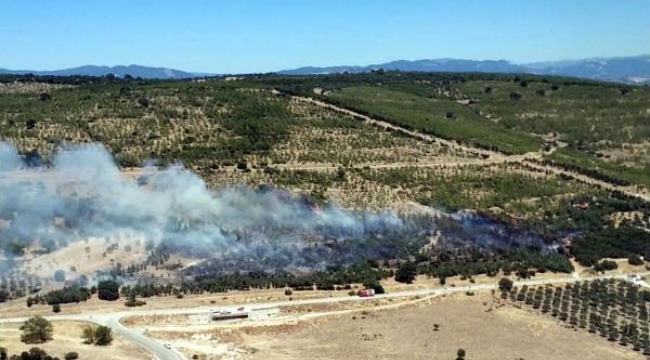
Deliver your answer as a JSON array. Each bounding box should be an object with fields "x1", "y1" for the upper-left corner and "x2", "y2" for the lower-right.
[{"x1": 283, "y1": 92, "x2": 650, "y2": 202}]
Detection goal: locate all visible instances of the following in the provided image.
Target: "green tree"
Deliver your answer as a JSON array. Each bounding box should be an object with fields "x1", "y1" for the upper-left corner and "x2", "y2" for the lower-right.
[
  {"x1": 498, "y1": 278, "x2": 514, "y2": 292},
  {"x1": 97, "y1": 280, "x2": 120, "y2": 301},
  {"x1": 335, "y1": 166, "x2": 347, "y2": 182},
  {"x1": 20, "y1": 316, "x2": 53, "y2": 344},
  {"x1": 93, "y1": 326, "x2": 113, "y2": 346},
  {"x1": 628, "y1": 254, "x2": 644, "y2": 266},
  {"x1": 594, "y1": 260, "x2": 618, "y2": 272},
  {"x1": 456, "y1": 348, "x2": 466, "y2": 359},
  {"x1": 81, "y1": 325, "x2": 94, "y2": 344},
  {"x1": 81, "y1": 324, "x2": 113, "y2": 346},
  {"x1": 395, "y1": 261, "x2": 417, "y2": 284}
]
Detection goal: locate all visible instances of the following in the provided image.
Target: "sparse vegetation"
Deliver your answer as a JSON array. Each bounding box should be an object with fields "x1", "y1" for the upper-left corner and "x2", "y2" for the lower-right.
[
  {"x1": 20, "y1": 316, "x2": 53, "y2": 344},
  {"x1": 81, "y1": 325, "x2": 113, "y2": 346},
  {"x1": 1, "y1": 74, "x2": 650, "y2": 360}
]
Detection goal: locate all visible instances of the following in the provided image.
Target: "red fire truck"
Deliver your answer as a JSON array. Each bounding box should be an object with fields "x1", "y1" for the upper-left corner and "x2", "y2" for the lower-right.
[{"x1": 357, "y1": 288, "x2": 376, "y2": 297}]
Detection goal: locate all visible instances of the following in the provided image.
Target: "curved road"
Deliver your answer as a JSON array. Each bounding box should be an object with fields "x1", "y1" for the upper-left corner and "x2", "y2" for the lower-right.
[
  {"x1": 0, "y1": 312, "x2": 185, "y2": 360},
  {"x1": 2, "y1": 271, "x2": 649, "y2": 360}
]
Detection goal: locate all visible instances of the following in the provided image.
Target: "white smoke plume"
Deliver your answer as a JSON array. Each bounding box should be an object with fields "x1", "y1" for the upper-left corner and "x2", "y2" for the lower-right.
[
  {"x1": 0, "y1": 142, "x2": 415, "y2": 272},
  {"x1": 0, "y1": 142, "x2": 550, "y2": 278}
]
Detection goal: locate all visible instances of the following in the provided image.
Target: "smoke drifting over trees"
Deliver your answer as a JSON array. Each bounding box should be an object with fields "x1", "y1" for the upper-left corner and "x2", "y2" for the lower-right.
[
  {"x1": 0, "y1": 142, "x2": 414, "y2": 268},
  {"x1": 0, "y1": 142, "x2": 550, "y2": 276}
]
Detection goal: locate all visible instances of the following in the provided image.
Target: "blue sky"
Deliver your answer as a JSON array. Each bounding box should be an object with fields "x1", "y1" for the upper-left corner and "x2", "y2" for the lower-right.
[{"x1": 1, "y1": 0, "x2": 648, "y2": 73}]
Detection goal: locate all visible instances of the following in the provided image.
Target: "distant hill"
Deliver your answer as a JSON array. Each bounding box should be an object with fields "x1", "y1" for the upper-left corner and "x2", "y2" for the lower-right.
[
  {"x1": 280, "y1": 55, "x2": 650, "y2": 84},
  {"x1": 0, "y1": 65, "x2": 199, "y2": 79},
  {"x1": 3, "y1": 55, "x2": 650, "y2": 83},
  {"x1": 284, "y1": 59, "x2": 526, "y2": 76}
]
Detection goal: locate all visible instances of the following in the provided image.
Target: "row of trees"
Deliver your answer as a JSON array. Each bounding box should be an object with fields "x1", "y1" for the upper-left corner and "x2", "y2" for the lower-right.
[
  {"x1": 417, "y1": 249, "x2": 573, "y2": 283},
  {"x1": 0, "y1": 347, "x2": 78, "y2": 360},
  {"x1": 507, "y1": 279, "x2": 650, "y2": 354},
  {"x1": 119, "y1": 247, "x2": 572, "y2": 302},
  {"x1": 0, "y1": 73, "x2": 153, "y2": 86},
  {"x1": 126, "y1": 261, "x2": 391, "y2": 297},
  {"x1": 26, "y1": 281, "x2": 121, "y2": 308},
  {"x1": 572, "y1": 226, "x2": 650, "y2": 266},
  {"x1": 0, "y1": 273, "x2": 42, "y2": 302},
  {"x1": 27, "y1": 286, "x2": 92, "y2": 306}
]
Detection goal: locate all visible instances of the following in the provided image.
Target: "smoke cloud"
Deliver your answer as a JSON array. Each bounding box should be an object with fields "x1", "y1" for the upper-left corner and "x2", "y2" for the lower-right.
[
  {"x1": 0, "y1": 142, "x2": 550, "y2": 277},
  {"x1": 0, "y1": 142, "x2": 425, "y2": 272}
]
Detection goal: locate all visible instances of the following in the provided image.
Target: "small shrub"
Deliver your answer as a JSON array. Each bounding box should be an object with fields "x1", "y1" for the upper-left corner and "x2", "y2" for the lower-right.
[
  {"x1": 594, "y1": 260, "x2": 618, "y2": 272},
  {"x1": 25, "y1": 119, "x2": 37, "y2": 130},
  {"x1": 457, "y1": 348, "x2": 466, "y2": 359},
  {"x1": 509, "y1": 92, "x2": 522, "y2": 101},
  {"x1": 93, "y1": 325, "x2": 113, "y2": 346},
  {"x1": 498, "y1": 278, "x2": 514, "y2": 292},
  {"x1": 628, "y1": 254, "x2": 644, "y2": 266},
  {"x1": 137, "y1": 97, "x2": 150, "y2": 107},
  {"x1": 125, "y1": 298, "x2": 146, "y2": 307}
]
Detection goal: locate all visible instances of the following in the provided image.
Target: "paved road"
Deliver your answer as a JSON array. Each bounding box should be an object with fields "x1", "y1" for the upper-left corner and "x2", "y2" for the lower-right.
[
  {"x1": 0, "y1": 313, "x2": 185, "y2": 360},
  {"x1": 2, "y1": 271, "x2": 648, "y2": 360}
]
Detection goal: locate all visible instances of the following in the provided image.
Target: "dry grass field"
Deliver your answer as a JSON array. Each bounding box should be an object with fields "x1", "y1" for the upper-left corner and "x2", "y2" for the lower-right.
[
  {"x1": 137, "y1": 292, "x2": 642, "y2": 360},
  {"x1": 0, "y1": 321, "x2": 149, "y2": 360},
  {"x1": 243, "y1": 293, "x2": 642, "y2": 360},
  {"x1": 20, "y1": 235, "x2": 149, "y2": 279}
]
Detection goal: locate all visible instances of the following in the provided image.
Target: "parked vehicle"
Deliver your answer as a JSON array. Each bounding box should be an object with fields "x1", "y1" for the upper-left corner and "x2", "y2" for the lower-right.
[{"x1": 357, "y1": 288, "x2": 376, "y2": 297}]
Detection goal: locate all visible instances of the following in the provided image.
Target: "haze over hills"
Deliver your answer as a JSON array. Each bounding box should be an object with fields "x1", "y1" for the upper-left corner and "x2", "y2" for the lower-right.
[
  {"x1": 280, "y1": 55, "x2": 650, "y2": 84},
  {"x1": 1, "y1": 55, "x2": 649, "y2": 83},
  {"x1": 0, "y1": 64, "x2": 198, "y2": 79}
]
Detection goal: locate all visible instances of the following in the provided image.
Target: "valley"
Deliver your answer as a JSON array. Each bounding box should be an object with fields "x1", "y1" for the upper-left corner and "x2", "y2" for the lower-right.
[{"x1": 1, "y1": 72, "x2": 650, "y2": 359}]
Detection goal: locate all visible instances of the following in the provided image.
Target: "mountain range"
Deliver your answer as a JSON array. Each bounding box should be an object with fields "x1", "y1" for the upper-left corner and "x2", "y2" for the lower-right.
[
  {"x1": 280, "y1": 55, "x2": 650, "y2": 84},
  {"x1": 1, "y1": 55, "x2": 649, "y2": 83},
  {"x1": 0, "y1": 65, "x2": 197, "y2": 79}
]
